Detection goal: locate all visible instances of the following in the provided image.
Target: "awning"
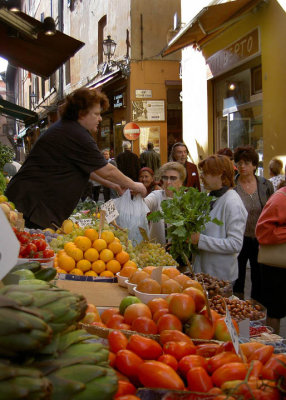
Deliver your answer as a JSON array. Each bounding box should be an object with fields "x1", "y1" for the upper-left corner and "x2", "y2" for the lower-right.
[
  {"x1": 161, "y1": 0, "x2": 264, "y2": 57},
  {"x1": 0, "y1": 9, "x2": 85, "y2": 78},
  {"x1": 87, "y1": 69, "x2": 121, "y2": 90},
  {"x1": 0, "y1": 98, "x2": 38, "y2": 127}
]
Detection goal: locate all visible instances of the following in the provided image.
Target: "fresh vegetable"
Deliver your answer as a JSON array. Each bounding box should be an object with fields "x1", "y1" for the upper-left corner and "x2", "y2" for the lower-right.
[
  {"x1": 138, "y1": 360, "x2": 185, "y2": 390},
  {"x1": 147, "y1": 186, "x2": 222, "y2": 260}
]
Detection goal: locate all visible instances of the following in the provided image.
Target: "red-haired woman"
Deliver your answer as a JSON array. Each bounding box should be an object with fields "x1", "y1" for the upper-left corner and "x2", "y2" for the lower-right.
[
  {"x1": 190, "y1": 155, "x2": 247, "y2": 283},
  {"x1": 139, "y1": 167, "x2": 161, "y2": 195}
]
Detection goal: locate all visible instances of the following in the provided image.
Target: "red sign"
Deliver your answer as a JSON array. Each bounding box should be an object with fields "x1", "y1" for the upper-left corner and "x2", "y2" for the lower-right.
[{"x1": 123, "y1": 122, "x2": 140, "y2": 141}]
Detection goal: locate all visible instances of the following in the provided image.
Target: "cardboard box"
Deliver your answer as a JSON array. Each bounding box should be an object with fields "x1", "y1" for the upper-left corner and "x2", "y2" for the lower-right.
[{"x1": 56, "y1": 280, "x2": 128, "y2": 307}]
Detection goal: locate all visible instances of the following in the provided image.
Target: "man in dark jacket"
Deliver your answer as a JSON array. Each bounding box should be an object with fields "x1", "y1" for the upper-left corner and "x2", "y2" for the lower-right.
[
  {"x1": 116, "y1": 142, "x2": 141, "y2": 181},
  {"x1": 139, "y1": 142, "x2": 161, "y2": 174},
  {"x1": 170, "y1": 142, "x2": 201, "y2": 191}
]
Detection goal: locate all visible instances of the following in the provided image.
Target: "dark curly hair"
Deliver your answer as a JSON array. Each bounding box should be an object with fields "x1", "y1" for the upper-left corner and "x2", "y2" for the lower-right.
[
  {"x1": 234, "y1": 145, "x2": 259, "y2": 168},
  {"x1": 217, "y1": 147, "x2": 234, "y2": 160},
  {"x1": 60, "y1": 88, "x2": 109, "y2": 120},
  {"x1": 198, "y1": 154, "x2": 235, "y2": 188}
]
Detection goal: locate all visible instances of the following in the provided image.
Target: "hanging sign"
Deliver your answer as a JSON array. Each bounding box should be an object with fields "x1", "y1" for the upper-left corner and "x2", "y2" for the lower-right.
[{"x1": 123, "y1": 122, "x2": 140, "y2": 141}]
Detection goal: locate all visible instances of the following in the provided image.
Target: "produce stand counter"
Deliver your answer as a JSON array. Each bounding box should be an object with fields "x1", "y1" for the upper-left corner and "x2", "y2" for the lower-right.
[{"x1": 56, "y1": 280, "x2": 128, "y2": 307}]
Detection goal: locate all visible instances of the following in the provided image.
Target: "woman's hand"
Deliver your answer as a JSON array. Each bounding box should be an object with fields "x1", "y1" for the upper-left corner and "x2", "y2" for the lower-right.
[{"x1": 190, "y1": 232, "x2": 200, "y2": 245}]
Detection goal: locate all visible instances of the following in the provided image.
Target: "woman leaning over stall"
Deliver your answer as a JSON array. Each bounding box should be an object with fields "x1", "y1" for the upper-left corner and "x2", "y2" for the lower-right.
[
  {"x1": 190, "y1": 155, "x2": 247, "y2": 283},
  {"x1": 144, "y1": 162, "x2": 185, "y2": 245},
  {"x1": 233, "y1": 145, "x2": 274, "y2": 302}
]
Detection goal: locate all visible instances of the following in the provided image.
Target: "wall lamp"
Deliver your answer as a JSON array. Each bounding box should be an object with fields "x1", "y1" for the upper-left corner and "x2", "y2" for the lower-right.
[
  {"x1": 0, "y1": 0, "x2": 21, "y2": 12},
  {"x1": 100, "y1": 35, "x2": 130, "y2": 77}
]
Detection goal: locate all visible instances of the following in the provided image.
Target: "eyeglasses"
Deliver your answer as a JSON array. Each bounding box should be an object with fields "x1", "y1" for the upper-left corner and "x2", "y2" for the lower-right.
[{"x1": 161, "y1": 175, "x2": 178, "y2": 182}]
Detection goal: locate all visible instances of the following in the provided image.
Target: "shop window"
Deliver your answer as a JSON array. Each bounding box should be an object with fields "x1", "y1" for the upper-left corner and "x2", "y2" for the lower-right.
[{"x1": 98, "y1": 15, "x2": 107, "y2": 65}]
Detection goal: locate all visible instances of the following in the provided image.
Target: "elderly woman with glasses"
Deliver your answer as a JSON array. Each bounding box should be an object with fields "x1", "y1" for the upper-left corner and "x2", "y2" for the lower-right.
[
  {"x1": 144, "y1": 162, "x2": 186, "y2": 245},
  {"x1": 190, "y1": 155, "x2": 248, "y2": 282}
]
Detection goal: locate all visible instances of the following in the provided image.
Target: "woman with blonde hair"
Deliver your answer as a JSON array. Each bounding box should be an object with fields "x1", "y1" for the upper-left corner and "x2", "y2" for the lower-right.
[
  {"x1": 144, "y1": 162, "x2": 186, "y2": 245},
  {"x1": 191, "y1": 155, "x2": 248, "y2": 282}
]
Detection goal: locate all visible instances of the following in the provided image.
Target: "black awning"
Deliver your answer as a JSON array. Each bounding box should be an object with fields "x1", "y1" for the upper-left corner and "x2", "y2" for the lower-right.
[
  {"x1": 161, "y1": 0, "x2": 263, "y2": 56},
  {"x1": 0, "y1": 98, "x2": 38, "y2": 127},
  {"x1": 0, "y1": 9, "x2": 84, "y2": 78}
]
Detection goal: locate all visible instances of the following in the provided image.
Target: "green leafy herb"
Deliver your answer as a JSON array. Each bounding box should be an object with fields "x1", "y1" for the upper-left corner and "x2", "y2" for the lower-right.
[
  {"x1": 147, "y1": 186, "x2": 222, "y2": 261},
  {"x1": 0, "y1": 143, "x2": 14, "y2": 171}
]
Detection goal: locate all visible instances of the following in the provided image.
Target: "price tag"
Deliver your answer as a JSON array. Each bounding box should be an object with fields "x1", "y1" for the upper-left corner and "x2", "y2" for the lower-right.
[
  {"x1": 223, "y1": 298, "x2": 240, "y2": 356},
  {"x1": 0, "y1": 208, "x2": 20, "y2": 280},
  {"x1": 100, "y1": 200, "x2": 119, "y2": 224},
  {"x1": 78, "y1": 218, "x2": 93, "y2": 228},
  {"x1": 151, "y1": 266, "x2": 163, "y2": 285}
]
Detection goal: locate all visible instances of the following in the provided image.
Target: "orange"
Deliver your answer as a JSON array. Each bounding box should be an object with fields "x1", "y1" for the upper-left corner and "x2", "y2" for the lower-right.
[
  {"x1": 123, "y1": 260, "x2": 138, "y2": 269},
  {"x1": 70, "y1": 268, "x2": 84, "y2": 276},
  {"x1": 56, "y1": 268, "x2": 67, "y2": 274},
  {"x1": 106, "y1": 259, "x2": 121, "y2": 274},
  {"x1": 163, "y1": 267, "x2": 180, "y2": 279},
  {"x1": 113, "y1": 237, "x2": 121, "y2": 242},
  {"x1": 85, "y1": 270, "x2": 98, "y2": 277},
  {"x1": 69, "y1": 247, "x2": 83, "y2": 262},
  {"x1": 142, "y1": 266, "x2": 156, "y2": 275},
  {"x1": 91, "y1": 260, "x2": 106, "y2": 274},
  {"x1": 57, "y1": 249, "x2": 67, "y2": 257},
  {"x1": 64, "y1": 242, "x2": 76, "y2": 255},
  {"x1": 137, "y1": 278, "x2": 161, "y2": 294},
  {"x1": 77, "y1": 259, "x2": 91, "y2": 272},
  {"x1": 74, "y1": 236, "x2": 92, "y2": 251},
  {"x1": 84, "y1": 248, "x2": 99, "y2": 262},
  {"x1": 100, "y1": 249, "x2": 114, "y2": 263},
  {"x1": 116, "y1": 251, "x2": 130, "y2": 265},
  {"x1": 93, "y1": 238, "x2": 107, "y2": 252},
  {"x1": 101, "y1": 230, "x2": 115, "y2": 244},
  {"x1": 100, "y1": 270, "x2": 114, "y2": 277},
  {"x1": 84, "y1": 228, "x2": 99, "y2": 242},
  {"x1": 58, "y1": 254, "x2": 75, "y2": 272},
  {"x1": 108, "y1": 240, "x2": 122, "y2": 255},
  {"x1": 119, "y1": 266, "x2": 137, "y2": 277}
]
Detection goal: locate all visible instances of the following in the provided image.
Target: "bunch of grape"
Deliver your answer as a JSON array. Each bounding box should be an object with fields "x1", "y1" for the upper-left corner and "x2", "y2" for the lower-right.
[{"x1": 132, "y1": 241, "x2": 179, "y2": 268}]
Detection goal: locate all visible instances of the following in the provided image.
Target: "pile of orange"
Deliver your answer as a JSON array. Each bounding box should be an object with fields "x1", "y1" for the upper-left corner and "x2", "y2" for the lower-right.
[{"x1": 54, "y1": 228, "x2": 136, "y2": 277}]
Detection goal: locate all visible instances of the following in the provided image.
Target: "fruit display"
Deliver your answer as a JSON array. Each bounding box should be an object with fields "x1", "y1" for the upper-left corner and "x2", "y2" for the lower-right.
[
  {"x1": 132, "y1": 241, "x2": 179, "y2": 268},
  {"x1": 0, "y1": 194, "x2": 25, "y2": 230},
  {"x1": 13, "y1": 227, "x2": 55, "y2": 261},
  {"x1": 187, "y1": 272, "x2": 232, "y2": 298},
  {"x1": 209, "y1": 295, "x2": 266, "y2": 322},
  {"x1": 53, "y1": 228, "x2": 136, "y2": 278},
  {"x1": 2, "y1": 260, "x2": 57, "y2": 285}
]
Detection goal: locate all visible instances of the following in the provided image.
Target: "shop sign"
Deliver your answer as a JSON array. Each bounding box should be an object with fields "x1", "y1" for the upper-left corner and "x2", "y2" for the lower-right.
[
  {"x1": 114, "y1": 93, "x2": 125, "y2": 109},
  {"x1": 123, "y1": 122, "x2": 140, "y2": 141},
  {"x1": 132, "y1": 100, "x2": 165, "y2": 122},
  {"x1": 206, "y1": 28, "x2": 260, "y2": 79},
  {"x1": 135, "y1": 89, "x2": 152, "y2": 98}
]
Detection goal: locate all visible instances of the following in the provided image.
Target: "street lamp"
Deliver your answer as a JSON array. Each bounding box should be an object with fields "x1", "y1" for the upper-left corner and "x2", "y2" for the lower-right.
[{"x1": 103, "y1": 35, "x2": 117, "y2": 64}]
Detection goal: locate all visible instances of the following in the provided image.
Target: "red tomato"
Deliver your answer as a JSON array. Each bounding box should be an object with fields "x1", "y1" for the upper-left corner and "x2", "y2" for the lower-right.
[
  {"x1": 42, "y1": 248, "x2": 55, "y2": 258},
  {"x1": 200, "y1": 308, "x2": 221, "y2": 322},
  {"x1": 168, "y1": 293, "x2": 196, "y2": 322},
  {"x1": 249, "y1": 360, "x2": 263, "y2": 378},
  {"x1": 32, "y1": 238, "x2": 47, "y2": 251},
  {"x1": 90, "y1": 321, "x2": 107, "y2": 327},
  {"x1": 117, "y1": 323, "x2": 132, "y2": 330},
  {"x1": 163, "y1": 341, "x2": 196, "y2": 361},
  {"x1": 25, "y1": 242, "x2": 37, "y2": 257},
  {"x1": 243, "y1": 387, "x2": 280, "y2": 400},
  {"x1": 196, "y1": 343, "x2": 220, "y2": 358},
  {"x1": 138, "y1": 361, "x2": 185, "y2": 390},
  {"x1": 157, "y1": 314, "x2": 183, "y2": 333},
  {"x1": 115, "y1": 349, "x2": 143, "y2": 379},
  {"x1": 261, "y1": 354, "x2": 286, "y2": 380},
  {"x1": 211, "y1": 362, "x2": 248, "y2": 387},
  {"x1": 108, "y1": 351, "x2": 116, "y2": 367},
  {"x1": 182, "y1": 287, "x2": 206, "y2": 313},
  {"x1": 19, "y1": 244, "x2": 28, "y2": 257},
  {"x1": 215, "y1": 341, "x2": 236, "y2": 355},
  {"x1": 178, "y1": 354, "x2": 208, "y2": 377},
  {"x1": 240, "y1": 342, "x2": 264, "y2": 359},
  {"x1": 248, "y1": 344, "x2": 274, "y2": 364},
  {"x1": 184, "y1": 314, "x2": 214, "y2": 340},
  {"x1": 159, "y1": 330, "x2": 193, "y2": 345},
  {"x1": 131, "y1": 316, "x2": 157, "y2": 334},
  {"x1": 116, "y1": 396, "x2": 141, "y2": 400},
  {"x1": 187, "y1": 366, "x2": 213, "y2": 392},
  {"x1": 114, "y1": 380, "x2": 136, "y2": 398},
  {"x1": 127, "y1": 334, "x2": 163, "y2": 360},
  {"x1": 101, "y1": 308, "x2": 120, "y2": 325},
  {"x1": 17, "y1": 231, "x2": 30, "y2": 244},
  {"x1": 108, "y1": 330, "x2": 128, "y2": 354},
  {"x1": 31, "y1": 233, "x2": 45, "y2": 239},
  {"x1": 208, "y1": 352, "x2": 242, "y2": 374},
  {"x1": 147, "y1": 298, "x2": 169, "y2": 314},
  {"x1": 157, "y1": 354, "x2": 178, "y2": 371},
  {"x1": 124, "y1": 303, "x2": 152, "y2": 325},
  {"x1": 214, "y1": 318, "x2": 239, "y2": 342},
  {"x1": 152, "y1": 308, "x2": 169, "y2": 323},
  {"x1": 106, "y1": 314, "x2": 125, "y2": 329}
]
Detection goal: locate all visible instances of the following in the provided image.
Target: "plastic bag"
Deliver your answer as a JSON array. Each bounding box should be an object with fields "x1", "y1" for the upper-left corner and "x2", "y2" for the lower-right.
[{"x1": 114, "y1": 189, "x2": 149, "y2": 245}]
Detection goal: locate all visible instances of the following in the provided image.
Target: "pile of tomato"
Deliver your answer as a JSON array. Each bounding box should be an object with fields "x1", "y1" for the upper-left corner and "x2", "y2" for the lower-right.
[
  {"x1": 13, "y1": 228, "x2": 55, "y2": 259},
  {"x1": 108, "y1": 328, "x2": 286, "y2": 400}
]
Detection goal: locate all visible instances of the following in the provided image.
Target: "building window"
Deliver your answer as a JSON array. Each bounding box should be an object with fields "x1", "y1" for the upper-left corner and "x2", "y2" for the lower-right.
[
  {"x1": 41, "y1": 78, "x2": 45, "y2": 99},
  {"x1": 49, "y1": 73, "x2": 56, "y2": 90},
  {"x1": 65, "y1": 60, "x2": 71, "y2": 85},
  {"x1": 98, "y1": 15, "x2": 107, "y2": 65}
]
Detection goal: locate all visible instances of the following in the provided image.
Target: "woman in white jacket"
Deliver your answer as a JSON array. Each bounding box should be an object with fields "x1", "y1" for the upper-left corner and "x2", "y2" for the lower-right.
[{"x1": 191, "y1": 155, "x2": 248, "y2": 282}]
